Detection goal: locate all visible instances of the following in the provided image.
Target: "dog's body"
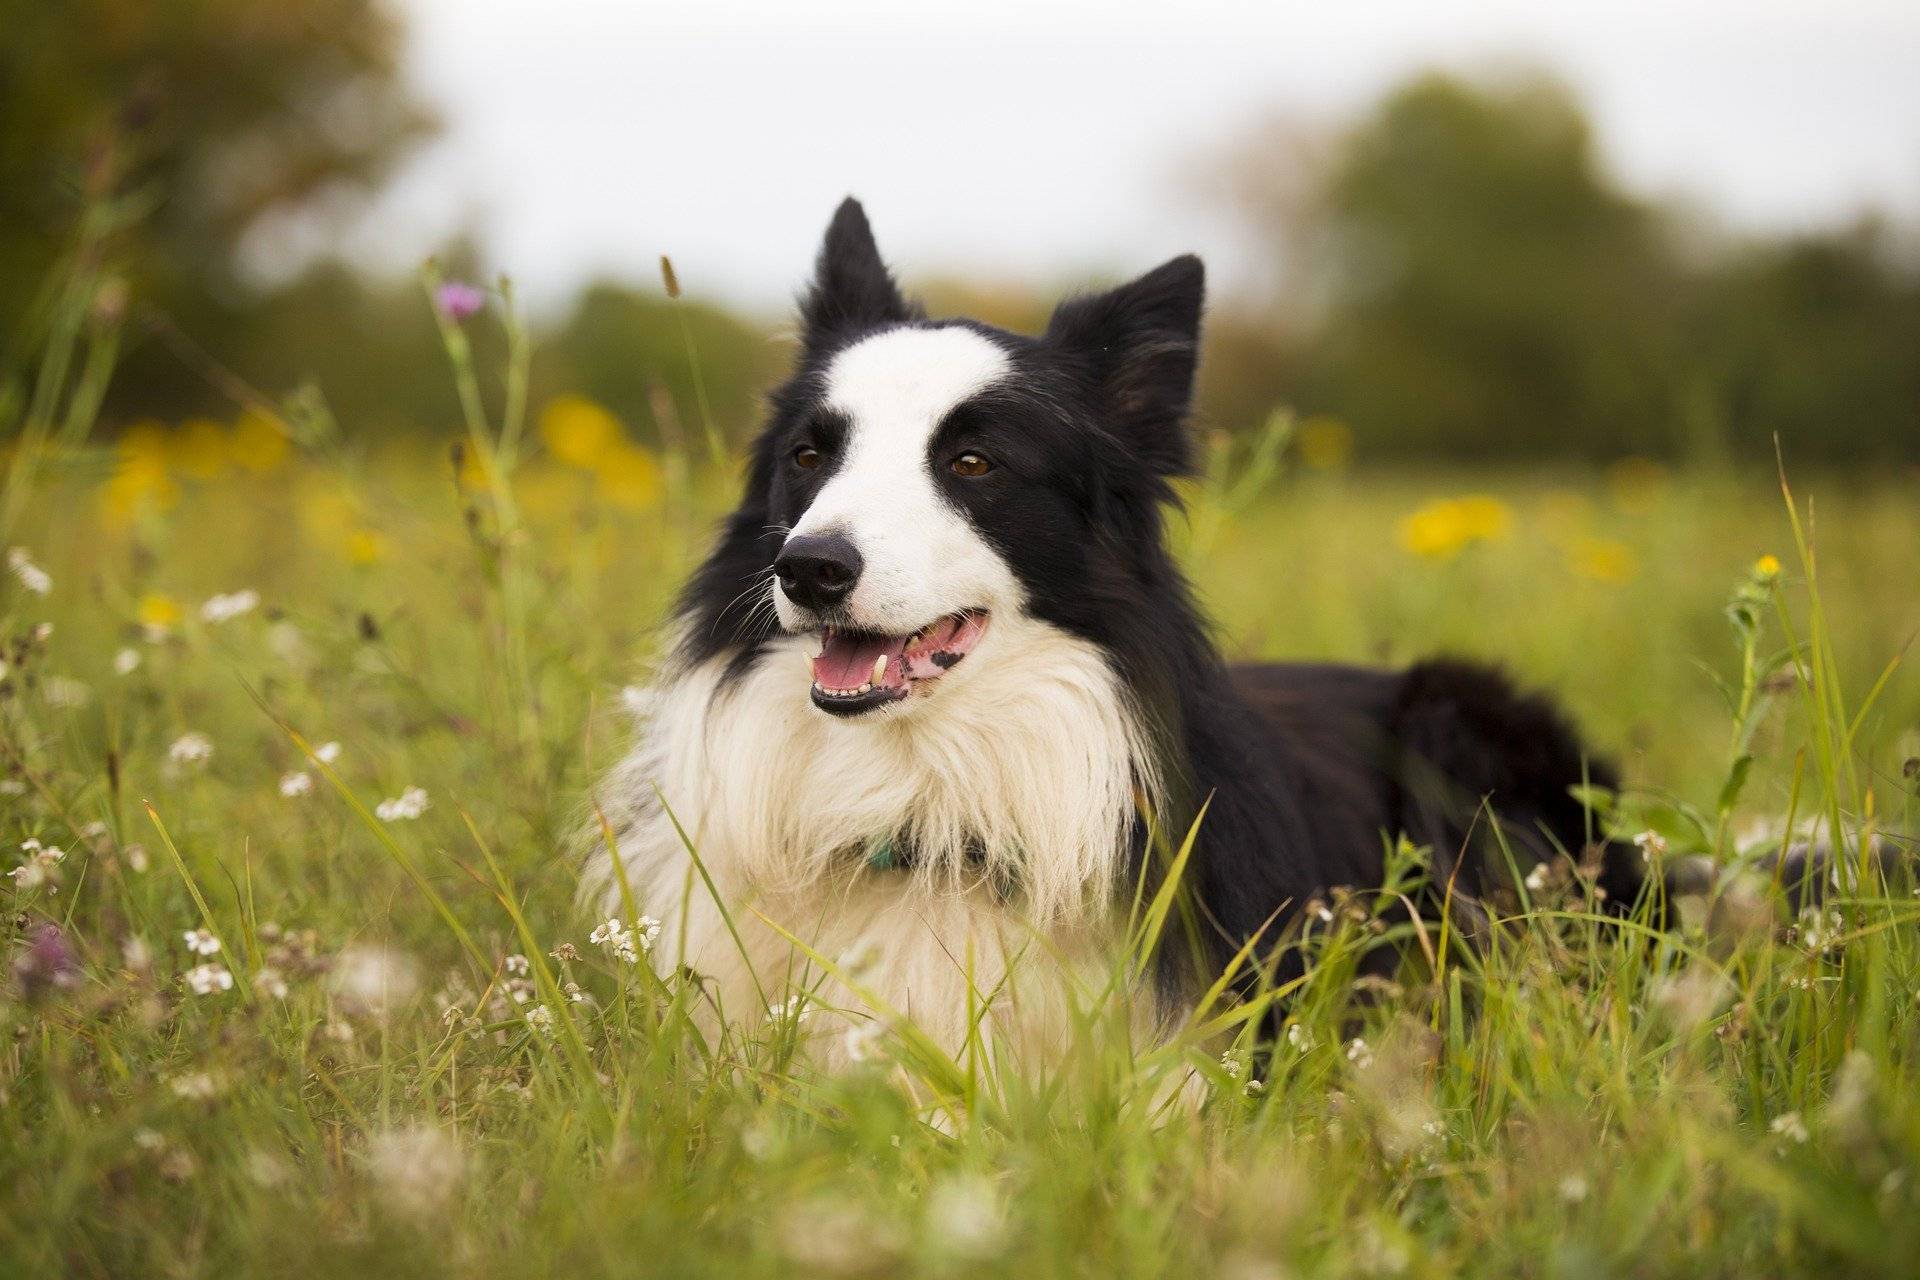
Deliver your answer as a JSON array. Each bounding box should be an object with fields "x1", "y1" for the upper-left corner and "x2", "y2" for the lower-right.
[{"x1": 588, "y1": 199, "x2": 1632, "y2": 1063}]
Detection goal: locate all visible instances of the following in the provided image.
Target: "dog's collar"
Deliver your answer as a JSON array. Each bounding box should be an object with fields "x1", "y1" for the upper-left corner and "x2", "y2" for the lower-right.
[
  {"x1": 864, "y1": 835, "x2": 905, "y2": 872},
  {"x1": 858, "y1": 834, "x2": 992, "y2": 873}
]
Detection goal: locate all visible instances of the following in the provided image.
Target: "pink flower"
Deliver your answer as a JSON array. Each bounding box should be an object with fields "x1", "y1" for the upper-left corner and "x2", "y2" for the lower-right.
[
  {"x1": 435, "y1": 281, "x2": 486, "y2": 322},
  {"x1": 13, "y1": 923, "x2": 80, "y2": 999}
]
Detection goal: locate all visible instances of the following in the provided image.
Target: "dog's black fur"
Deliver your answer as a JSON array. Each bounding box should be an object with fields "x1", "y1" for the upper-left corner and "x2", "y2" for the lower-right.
[{"x1": 679, "y1": 198, "x2": 1642, "y2": 994}]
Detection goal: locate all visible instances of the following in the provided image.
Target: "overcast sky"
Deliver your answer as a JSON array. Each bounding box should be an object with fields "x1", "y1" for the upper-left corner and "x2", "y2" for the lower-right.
[{"x1": 347, "y1": 0, "x2": 1920, "y2": 315}]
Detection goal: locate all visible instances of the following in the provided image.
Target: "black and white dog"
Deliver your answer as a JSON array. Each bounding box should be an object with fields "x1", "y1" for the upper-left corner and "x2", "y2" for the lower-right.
[{"x1": 588, "y1": 199, "x2": 1635, "y2": 1062}]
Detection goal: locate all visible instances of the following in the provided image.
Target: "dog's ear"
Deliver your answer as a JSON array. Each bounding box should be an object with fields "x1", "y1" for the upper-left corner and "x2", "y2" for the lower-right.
[
  {"x1": 799, "y1": 197, "x2": 914, "y2": 350},
  {"x1": 1045, "y1": 254, "x2": 1205, "y2": 476}
]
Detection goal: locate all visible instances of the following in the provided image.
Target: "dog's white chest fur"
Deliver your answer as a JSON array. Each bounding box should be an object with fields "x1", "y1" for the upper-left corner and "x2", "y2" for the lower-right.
[{"x1": 588, "y1": 616, "x2": 1157, "y2": 1063}]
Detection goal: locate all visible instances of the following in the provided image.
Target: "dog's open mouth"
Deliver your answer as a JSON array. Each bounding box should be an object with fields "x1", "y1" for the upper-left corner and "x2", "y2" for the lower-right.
[{"x1": 809, "y1": 610, "x2": 990, "y2": 715}]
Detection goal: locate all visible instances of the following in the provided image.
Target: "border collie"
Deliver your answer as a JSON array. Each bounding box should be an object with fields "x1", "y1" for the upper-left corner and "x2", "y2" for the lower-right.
[{"x1": 587, "y1": 198, "x2": 1639, "y2": 1064}]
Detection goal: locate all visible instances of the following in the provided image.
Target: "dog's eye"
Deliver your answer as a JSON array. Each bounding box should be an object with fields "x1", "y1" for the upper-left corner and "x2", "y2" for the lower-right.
[
  {"x1": 949, "y1": 452, "x2": 993, "y2": 478},
  {"x1": 792, "y1": 445, "x2": 822, "y2": 470}
]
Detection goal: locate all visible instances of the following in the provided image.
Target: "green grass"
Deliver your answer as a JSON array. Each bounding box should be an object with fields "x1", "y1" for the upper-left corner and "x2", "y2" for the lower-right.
[{"x1": 5, "y1": 327, "x2": 1920, "y2": 1276}]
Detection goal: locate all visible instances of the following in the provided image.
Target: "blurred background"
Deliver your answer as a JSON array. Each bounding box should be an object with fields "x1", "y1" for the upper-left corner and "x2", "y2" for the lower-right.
[{"x1": 6, "y1": 0, "x2": 1918, "y2": 466}]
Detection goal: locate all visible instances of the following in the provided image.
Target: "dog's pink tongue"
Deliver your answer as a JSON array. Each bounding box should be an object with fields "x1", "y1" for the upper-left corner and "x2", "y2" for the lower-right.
[{"x1": 813, "y1": 631, "x2": 908, "y2": 690}]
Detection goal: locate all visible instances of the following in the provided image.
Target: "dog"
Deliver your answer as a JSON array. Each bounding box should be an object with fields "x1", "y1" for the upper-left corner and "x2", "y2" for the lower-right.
[{"x1": 585, "y1": 197, "x2": 1643, "y2": 1065}]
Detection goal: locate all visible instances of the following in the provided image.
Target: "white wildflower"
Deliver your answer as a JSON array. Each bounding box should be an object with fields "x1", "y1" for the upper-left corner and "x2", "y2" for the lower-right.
[
  {"x1": 170, "y1": 1071, "x2": 224, "y2": 1100},
  {"x1": 182, "y1": 929, "x2": 221, "y2": 956},
  {"x1": 199, "y1": 589, "x2": 260, "y2": 623},
  {"x1": 1524, "y1": 862, "x2": 1550, "y2": 893},
  {"x1": 1652, "y1": 967, "x2": 1733, "y2": 1030},
  {"x1": 266, "y1": 621, "x2": 309, "y2": 668},
  {"x1": 278, "y1": 771, "x2": 313, "y2": 797},
  {"x1": 43, "y1": 676, "x2": 90, "y2": 708},
  {"x1": 503, "y1": 953, "x2": 530, "y2": 977},
  {"x1": 253, "y1": 967, "x2": 289, "y2": 999},
  {"x1": 1770, "y1": 1111, "x2": 1810, "y2": 1144},
  {"x1": 842, "y1": 1018, "x2": 886, "y2": 1063},
  {"x1": 113, "y1": 647, "x2": 141, "y2": 675},
  {"x1": 313, "y1": 741, "x2": 342, "y2": 764},
  {"x1": 122, "y1": 935, "x2": 152, "y2": 970},
  {"x1": 125, "y1": 843, "x2": 149, "y2": 873},
  {"x1": 7, "y1": 547, "x2": 51, "y2": 595},
  {"x1": 10, "y1": 840, "x2": 65, "y2": 890},
  {"x1": 1633, "y1": 830, "x2": 1669, "y2": 863},
  {"x1": 769, "y1": 993, "x2": 810, "y2": 1024},
  {"x1": 330, "y1": 943, "x2": 419, "y2": 1019},
  {"x1": 183, "y1": 963, "x2": 234, "y2": 995},
  {"x1": 1557, "y1": 1173, "x2": 1590, "y2": 1204},
  {"x1": 1346, "y1": 1038, "x2": 1375, "y2": 1070},
  {"x1": 367, "y1": 1125, "x2": 466, "y2": 1219},
  {"x1": 246, "y1": 1150, "x2": 292, "y2": 1189},
  {"x1": 1286, "y1": 1022, "x2": 1317, "y2": 1054},
  {"x1": 375, "y1": 786, "x2": 429, "y2": 821},
  {"x1": 168, "y1": 732, "x2": 214, "y2": 767},
  {"x1": 925, "y1": 1174, "x2": 1008, "y2": 1260},
  {"x1": 524, "y1": 1004, "x2": 556, "y2": 1038},
  {"x1": 776, "y1": 1195, "x2": 905, "y2": 1275},
  {"x1": 1798, "y1": 905, "x2": 1846, "y2": 954},
  {"x1": 589, "y1": 917, "x2": 637, "y2": 963}
]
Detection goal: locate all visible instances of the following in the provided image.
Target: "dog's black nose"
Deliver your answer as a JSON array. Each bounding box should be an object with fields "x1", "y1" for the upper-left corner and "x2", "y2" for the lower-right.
[{"x1": 775, "y1": 534, "x2": 863, "y2": 610}]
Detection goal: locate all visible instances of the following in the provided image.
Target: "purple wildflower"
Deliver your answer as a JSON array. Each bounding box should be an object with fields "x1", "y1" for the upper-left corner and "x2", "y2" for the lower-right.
[
  {"x1": 435, "y1": 281, "x2": 486, "y2": 322},
  {"x1": 13, "y1": 923, "x2": 80, "y2": 999}
]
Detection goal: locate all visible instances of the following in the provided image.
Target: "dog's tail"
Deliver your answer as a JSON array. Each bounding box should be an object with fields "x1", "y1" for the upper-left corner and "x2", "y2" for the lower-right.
[{"x1": 1388, "y1": 657, "x2": 1912, "y2": 917}]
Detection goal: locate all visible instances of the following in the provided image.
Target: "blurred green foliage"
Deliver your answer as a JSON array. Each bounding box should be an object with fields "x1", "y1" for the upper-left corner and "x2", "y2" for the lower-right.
[
  {"x1": 2, "y1": 11, "x2": 1914, "y2": 463},
  {"x1": 0, "y1": 0, "x2": 432, "y2": 380},
  {"x1": 1210, "y1": 73, "x2": 1920, "y2": 464}
]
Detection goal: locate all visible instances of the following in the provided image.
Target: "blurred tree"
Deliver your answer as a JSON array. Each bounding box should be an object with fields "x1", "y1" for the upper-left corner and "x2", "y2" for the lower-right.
[
  {"x1": 0, "y1": 0, "x2": 434, "y2": 407},
  {"x1": 1213, "y1": 70, "x2": 1920, "y2": 463},
  {"x1": 1300, "y1": 72, "x2": 1684, "y2": 459},
  {"x1": 1687, "y1": 220, "x2": 1920, "y2": 464}
]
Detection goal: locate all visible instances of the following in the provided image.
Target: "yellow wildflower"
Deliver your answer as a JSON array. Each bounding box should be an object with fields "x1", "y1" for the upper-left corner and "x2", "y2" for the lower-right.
[
  {"x1": 229, "y1": 410, "x2": 291, "y2": 472},
  {"x1": 1753, "y1": 554, "x2": 1781, "y2": 581},
  {"x1": 298, "y1": 483, "x2": 359, "y2": 543},
  {"x1": 344, "y1": 530, "x2": 387, "y2": 565},
  {"x1": 100, "y1": 423, "x2": 180, "y2": 526},
  {"x1": 1569, "y1": 537, "x2": 1637, "y2": 583},
  {"x1": 169, "y1": 419, "x2": 231, "y2": 480},
  {"x1": 1397, "y1": 495, "x2": 1513, "y2": 561},
  {"x1": 138, "y1": 594, "x2": 183, "y2": 631},
  {"x1": 595, "y1": 441, "x2": 664, "y2": 510},
  {"x1": 456, "y1": 444, "x2": 496, "y2": 493},
  {"x1": 540, "y1": 396, "x2": 622, "y2": 469}
]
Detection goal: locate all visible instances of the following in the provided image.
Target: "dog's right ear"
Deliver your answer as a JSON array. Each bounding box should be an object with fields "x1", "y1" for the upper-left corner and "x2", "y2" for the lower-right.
[{"x1": 799, "y1": 197, "x2": 914, "y2": 351}]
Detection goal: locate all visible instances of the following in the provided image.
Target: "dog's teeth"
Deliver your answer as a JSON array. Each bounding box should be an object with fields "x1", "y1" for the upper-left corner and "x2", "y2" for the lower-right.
[{"x1": 871, "y1": 654, "x2": 888, "y2": 683}]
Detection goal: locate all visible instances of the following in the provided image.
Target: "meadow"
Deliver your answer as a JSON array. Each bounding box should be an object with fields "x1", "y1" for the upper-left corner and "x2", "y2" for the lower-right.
[{"x1": 4, "y1": 314, "x2": 1920, "y2": 1277}]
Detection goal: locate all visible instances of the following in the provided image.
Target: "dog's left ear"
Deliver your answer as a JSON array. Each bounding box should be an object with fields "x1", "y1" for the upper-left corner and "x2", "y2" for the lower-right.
[
  {"x1": 799, "y1": 197, "x2": 915, "y2": 353},
  {"x1": 1045, "y1": 254, "x2": 1204, "y2": 476}
]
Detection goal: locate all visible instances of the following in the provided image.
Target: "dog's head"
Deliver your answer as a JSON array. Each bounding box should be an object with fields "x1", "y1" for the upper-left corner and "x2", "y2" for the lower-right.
[{"x1": 684, "y1": 197, "x2": 1204, "y2": 719}]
